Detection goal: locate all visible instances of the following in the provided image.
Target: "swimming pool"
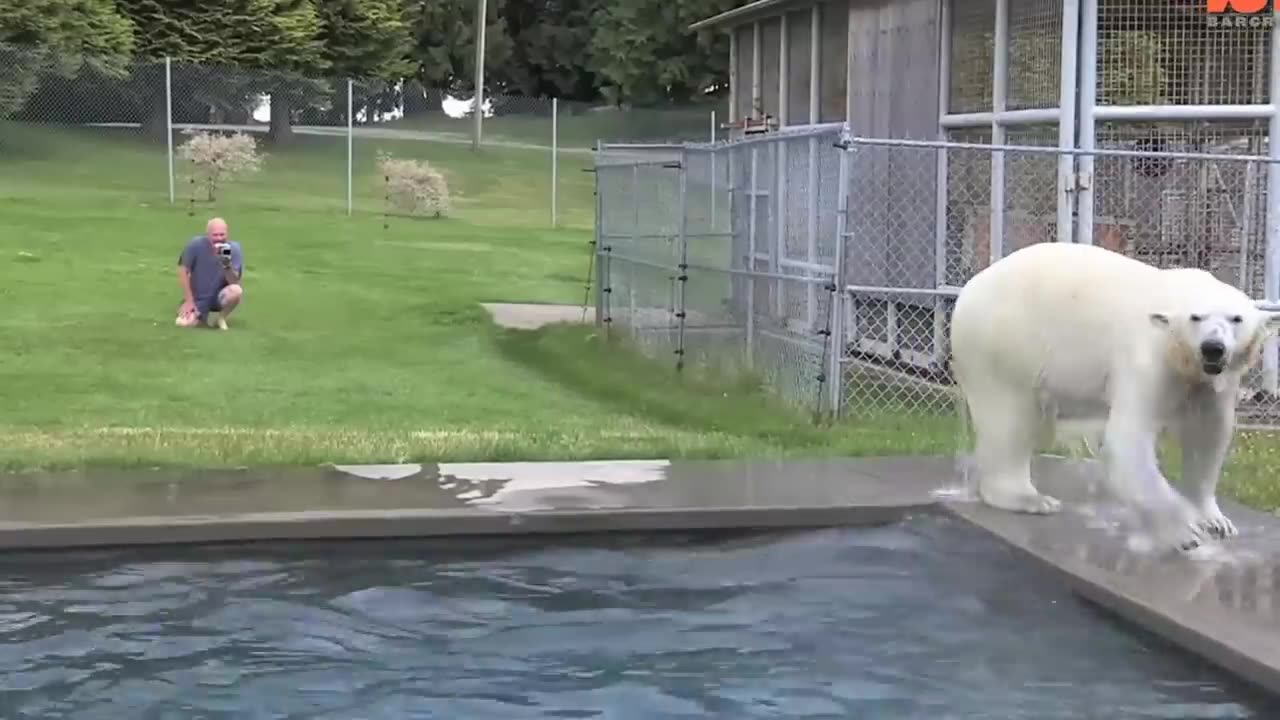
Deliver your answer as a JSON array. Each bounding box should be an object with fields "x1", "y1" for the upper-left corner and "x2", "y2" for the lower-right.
[{"x1": 1, "y1": 513, "x2": 1275, "y2": 718}]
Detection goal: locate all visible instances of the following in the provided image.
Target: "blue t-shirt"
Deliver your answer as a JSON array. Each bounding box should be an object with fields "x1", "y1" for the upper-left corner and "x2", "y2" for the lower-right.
[{"x1": 178, "y1": 234, "x2": 243, "y2": 307}]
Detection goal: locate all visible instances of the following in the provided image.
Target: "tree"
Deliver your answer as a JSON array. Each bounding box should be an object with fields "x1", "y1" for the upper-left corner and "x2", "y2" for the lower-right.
[
  {"x1": 405, "y1": 0, "x2": 515, "y2": 111},
  {"x1": 0, "y1": 0, "x2": 135, "y2": 118},
  {"x1": 588, "y1": 0, "x2": 736, "y2": 107},
  {"x1": 316, "y1": 0, "x2": 415, "y2": 127},
  {"x1": 115, "y1": 0, "x2": 327, "y2": 142},
  {"x1": 501, "y1": 0, "x2": 599, "y2": 101}
]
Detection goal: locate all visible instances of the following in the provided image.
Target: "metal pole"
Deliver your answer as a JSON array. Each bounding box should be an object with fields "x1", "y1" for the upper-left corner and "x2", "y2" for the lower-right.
[
  {"x1": 347, "y1": 78, "x2": 353, "y2": 216},
  {"x1": 594, "y1": 142, "x2": 604, "y2": 326},
  {"x1": 1075, "y1": 0, "x2": 1098, "y2": 245},
  {"x1": 932, "y1": 0, "x2": 951, "y2": 368},
  {"x1": 828, "y1": 141, "x2": 851, "y2": 416},
  {"x1": 729, "y1": 32, "x2": 739, "y2": 125},
  {"x1": 747, "y1": 145, "x2": 759, "y2": 368},
  {"x1": 752, "y1": 22, "x2": 763, "y2": 118},
  {"x1": 807, "y1": 3, "x2": 821, "y2": 328},
  {"x1": 165, "y1": 56, "x2": 174, "y2": 205},
  {"x1": 676, "y1": 149, "x2": 690, "y2": 372},
  {"x1": 1056, "y1": 0, "x2": 1080, "y2": 243},
  {"x1": 711, "y1": 110, "x2": 718, "y2": 230},
  {"x1": 779, "y1": 14, "x2": 790, "y2": 128},
  {"x1": 472, "y1": 0, "x2": 487, "y2": 152},
  {"x1": 1263, "y1": 8, "x2": 1280, "y2": 394},
  {"x1": 551, "y1": 97, "x2": 558, "y2": 227},
  {"x1": 989, "y1": 0, "x2": 1008, "y2": 265}
]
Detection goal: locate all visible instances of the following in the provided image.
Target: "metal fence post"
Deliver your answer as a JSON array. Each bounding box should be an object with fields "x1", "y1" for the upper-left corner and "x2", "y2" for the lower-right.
[
  {"x1": 710, "y1": 110, "x2": 717, "y2": 229},
  {"x1": 165, "y1": 56, "x2": 174, "y2": 205},
  {"x1": 828, "y1": 137, "x2": 851, "y2": 417},
  {"x1": 932, "y1": 0, "x2": 951, "y2": 369},
  {"x1": 989, "y1": 0, "x2": 1008, "y2": 264},
  {"x1": 593, "y1": 140, "x2": 608, "y2": 329},
  {"x1": 675, "y1": 149, "x2": 690, "y2": 372},
  {"x1": 346, "y1": 78, "x2": 353, "y2": 217},
  {"x1": 1264, "y1": 17, "x2": 1280, "y2": 395},
  {"x1": 1075, "y1": 0, "x2": 1098, "y2": 246},
  {"x1": 551, "y1": 97, "x2": 559, "y2": 228},
  {"x1": 1055, "y1": 0, "x2": 1080, "y2": 244},
  {"x1": 746, "y1": 143, "x2": 759, "y2": 368}
]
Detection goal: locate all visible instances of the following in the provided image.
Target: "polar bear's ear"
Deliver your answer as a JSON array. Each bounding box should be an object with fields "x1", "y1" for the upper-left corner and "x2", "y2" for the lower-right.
[{"x1": 1149, "y1": 312, "x2": 1171, "y2": 328}]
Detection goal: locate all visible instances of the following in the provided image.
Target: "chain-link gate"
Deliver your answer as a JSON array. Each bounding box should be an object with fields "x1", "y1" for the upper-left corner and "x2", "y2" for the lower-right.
[{"x1": 593, "y1": 124, "x2": 851, "y2": 419}]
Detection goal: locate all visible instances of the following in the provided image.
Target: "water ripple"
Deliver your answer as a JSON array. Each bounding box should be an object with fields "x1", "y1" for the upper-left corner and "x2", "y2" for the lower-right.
[{"x1": 0, "y1": 515, "x2": 1274, "y2": 719}]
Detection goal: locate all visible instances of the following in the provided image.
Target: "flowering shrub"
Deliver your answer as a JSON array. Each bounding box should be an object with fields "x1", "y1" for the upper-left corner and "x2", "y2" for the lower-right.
[
  {"x1": 377, "y1": 152, "x2": 451, "y2": 218},
  {"x1": 178, "y1": 130, "x2": 265, "y2": 202}
]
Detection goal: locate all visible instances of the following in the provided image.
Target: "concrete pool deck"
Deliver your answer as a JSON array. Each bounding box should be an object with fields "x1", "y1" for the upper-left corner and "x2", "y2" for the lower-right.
[{"x1": 1, "y1": 454, "x2": 1279, "y2": 699}]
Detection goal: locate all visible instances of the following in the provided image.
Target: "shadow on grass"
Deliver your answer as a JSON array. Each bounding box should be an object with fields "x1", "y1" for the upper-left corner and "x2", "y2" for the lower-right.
[{"x1": 491, "y1": 322, "x2": 833, "y2": 450}]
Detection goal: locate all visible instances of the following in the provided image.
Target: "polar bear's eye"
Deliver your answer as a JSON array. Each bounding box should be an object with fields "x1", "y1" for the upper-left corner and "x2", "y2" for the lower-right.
[
  {"x1": 1190, "y1": 314, "x2": 1204, "y2": 322},
  {"x1": 1231, "y1": 315, "x2": 1244, "y2": 323}
]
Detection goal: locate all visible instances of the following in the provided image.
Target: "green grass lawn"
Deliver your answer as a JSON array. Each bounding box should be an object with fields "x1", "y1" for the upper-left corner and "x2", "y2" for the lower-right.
[
  {"x1": 0, "y1": 120, "x2": 955, "y2": 473},
  {"x1": 4, "y1": 119, "x2": 1280, "y2": 516}
]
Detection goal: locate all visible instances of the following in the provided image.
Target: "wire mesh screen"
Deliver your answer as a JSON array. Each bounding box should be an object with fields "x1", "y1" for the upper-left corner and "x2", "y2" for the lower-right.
[
  {"x1": 594, "y1": 125, "x2": 849, "y2": 417},
  {"x1": 1096, "y1": 0, "x2": 1271, "y2": 107},
  {"x1": 1007, "y1": 0, "x2": 1063, "y2": 111}
]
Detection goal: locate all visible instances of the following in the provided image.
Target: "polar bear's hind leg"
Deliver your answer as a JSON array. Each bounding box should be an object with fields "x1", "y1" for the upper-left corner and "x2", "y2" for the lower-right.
[{"x1": 965, "y1": 378, "x2": 1062, "y2": 515}]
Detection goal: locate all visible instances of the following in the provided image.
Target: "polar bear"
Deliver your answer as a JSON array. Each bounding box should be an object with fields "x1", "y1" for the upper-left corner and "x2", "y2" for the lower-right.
[{"x1": 949, "y1": 241, "x2": 1278, "y2": 552}]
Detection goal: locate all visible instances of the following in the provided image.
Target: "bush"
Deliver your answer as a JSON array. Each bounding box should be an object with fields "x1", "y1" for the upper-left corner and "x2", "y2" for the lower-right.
[
  {"x1": 377, "y1": 152, "x2": 451, "y2": 218},
  {"x1": 178, "y1": 130, "x2": 265, "y2": 202}
]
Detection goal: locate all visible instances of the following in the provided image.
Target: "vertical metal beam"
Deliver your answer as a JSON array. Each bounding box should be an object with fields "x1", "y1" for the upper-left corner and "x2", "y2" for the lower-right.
[
  {"x1": 933, "y1": 0, "x2": 951, "y2": 368},
  {"x1": 594, "y1": 140, "x2": 606, "y2": 328},
  {"x1": 752, "y1": 21, "x2": 763, "y2": 119},
  {"x1": 747, "y1": 146, "x2": 759, "y2": 367},
  {"x1": 810, "y1": 5, "x2": 821, "y2": 123},
  {"x1": 828, "y1": 136, "x2": 852, "y2": 416},
  {"x1": 806, "y1": 4, "x2": 821, "y2": 328},
  {"x1": 1263, "y1": 6, "x2": 1280, "y2": 394},
  {"x1": 165, "y1": 57, "x2": 174, "y2": 205},
  {"x1": 729, "y1": 31, "x2": 739, "y2": 124},
  {"x1": 551, "y1": 97, "x2": 558, "y2": 227},
  {"x1": 989, "y1": 0, "x2": 1008, "y2": 264},
  {"x1": 346, "y1": 78, "x2": 353, "y2": 216},
  {"x1": 1075, "y1": 0, "x2": 1098, "y2": 245},
  {"x1": 676, "y1": 149, "x2": 690, "y2": 372},
  {"x1": 779, "y1": 14, "x2": 790, "y2": 128},
  {"x1": 1056, "y1": 0, "x2": 1080, "y2": 243},
  {"x1": 472, "y1": 0, "x2": 487, "y2": 151},
  {"x1": 775, "y1": 16, "x2": 788, "y2": 317}
]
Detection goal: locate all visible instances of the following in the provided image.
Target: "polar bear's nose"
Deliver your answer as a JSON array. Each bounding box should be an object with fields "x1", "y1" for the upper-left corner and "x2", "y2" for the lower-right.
[{"x1": 1200, "y1": 339, "x2": 1226, "y2": 362}]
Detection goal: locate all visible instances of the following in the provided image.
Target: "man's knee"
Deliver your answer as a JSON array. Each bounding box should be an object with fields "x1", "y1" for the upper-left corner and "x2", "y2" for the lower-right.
[{"x1": 220, "y1": 284, "x2": 243, "y2": 304}]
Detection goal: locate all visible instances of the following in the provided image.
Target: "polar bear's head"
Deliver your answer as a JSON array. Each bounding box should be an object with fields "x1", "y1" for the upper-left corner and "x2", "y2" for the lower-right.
[{"x1": 1150, "y1": 288, "x2": 1280, "y2": 381}]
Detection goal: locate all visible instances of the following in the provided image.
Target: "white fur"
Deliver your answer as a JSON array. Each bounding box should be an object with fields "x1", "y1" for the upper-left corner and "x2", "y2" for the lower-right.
[{"x1": 949, "y1": 242, "x2": 1279, "y2": 552}]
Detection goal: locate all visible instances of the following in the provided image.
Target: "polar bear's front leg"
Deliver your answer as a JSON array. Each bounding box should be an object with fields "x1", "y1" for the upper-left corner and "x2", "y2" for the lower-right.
[
  {"x1": 1103, "y1": 389, "x2": 1207, "y2": 551},
  {"x1": 1178, "y1": 389, "x2": 1239, "y2": 540}
]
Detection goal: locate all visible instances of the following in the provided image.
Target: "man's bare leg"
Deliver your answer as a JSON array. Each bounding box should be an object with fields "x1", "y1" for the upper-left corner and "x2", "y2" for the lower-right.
[{"x1": 210, "y1": 284, "x2": 243, "y2": 330}]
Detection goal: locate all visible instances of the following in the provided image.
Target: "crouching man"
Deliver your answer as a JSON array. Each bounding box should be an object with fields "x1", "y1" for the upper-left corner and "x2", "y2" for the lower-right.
[{"x1": 176, "y1": 217, "x2": 244, "y2": 330}]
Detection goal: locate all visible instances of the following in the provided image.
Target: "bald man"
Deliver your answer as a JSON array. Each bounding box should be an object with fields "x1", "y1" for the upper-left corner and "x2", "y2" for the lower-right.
[{"x1": 176, "y1": 217, "x2": 244, "y2": 330}]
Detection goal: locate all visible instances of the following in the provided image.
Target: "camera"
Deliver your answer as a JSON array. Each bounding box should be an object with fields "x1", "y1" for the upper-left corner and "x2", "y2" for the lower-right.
[{"x1": 214, "y1": 242, "x2": 232, "y2": 258}]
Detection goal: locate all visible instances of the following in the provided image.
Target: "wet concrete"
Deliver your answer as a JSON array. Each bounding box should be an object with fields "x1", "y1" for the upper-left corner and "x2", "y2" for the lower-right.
[{"x1": 2, "y1": 454, "x2": 1280, "y2": 698}]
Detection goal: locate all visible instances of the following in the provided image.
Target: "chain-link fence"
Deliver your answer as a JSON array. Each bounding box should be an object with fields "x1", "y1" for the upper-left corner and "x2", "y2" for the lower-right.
[
  {"x1": 594, "y1": 122, "x2": 1280, "y2": 430},
  {"x1": 594, "y1": 123, "x2": 850, "y2": 418},
  {"x1": 1, "y1": 43, "x2": 726, "y2": 230}
]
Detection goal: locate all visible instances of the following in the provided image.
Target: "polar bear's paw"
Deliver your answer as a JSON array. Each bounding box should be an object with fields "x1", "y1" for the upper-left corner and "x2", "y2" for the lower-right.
[
  {"x1": 1175, "y1": 526, "x2": 1210, "y2": 553},
  {"x1": 980, "y1": 487, "x2": 1063, "y2": 515},
  {"x1": 1196, "y1": 503, "x2": 1238, "y2": 540}
]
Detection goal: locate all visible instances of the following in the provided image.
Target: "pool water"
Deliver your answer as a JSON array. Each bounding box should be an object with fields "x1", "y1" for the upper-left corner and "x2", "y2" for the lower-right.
[{"x1": 0, "y1": 513, "x2": 1275, "y2": 718}]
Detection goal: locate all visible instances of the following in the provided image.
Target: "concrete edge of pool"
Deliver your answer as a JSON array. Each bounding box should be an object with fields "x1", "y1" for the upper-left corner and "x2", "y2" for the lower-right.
[{"x1": 1, "y1": 454, "x2": 1279, "y2": 702}]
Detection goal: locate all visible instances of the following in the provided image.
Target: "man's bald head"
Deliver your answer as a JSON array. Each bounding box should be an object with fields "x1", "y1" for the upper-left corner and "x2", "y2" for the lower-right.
[{"x1": 206, "y1": 217, "x2": 228, "y2": 243}]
